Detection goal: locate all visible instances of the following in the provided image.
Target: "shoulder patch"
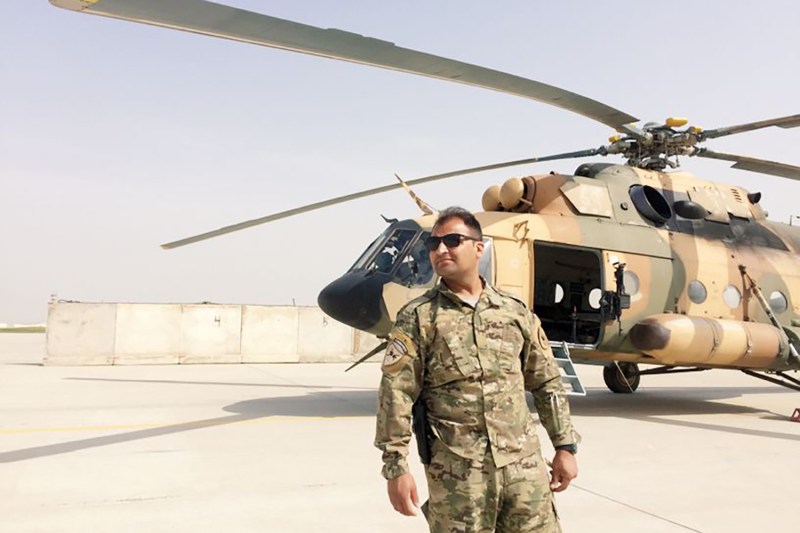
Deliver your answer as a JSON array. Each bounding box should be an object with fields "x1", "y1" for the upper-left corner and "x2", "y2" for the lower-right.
[
  {"x1": 537, "y1": 326, "x2": 550, "y2": 348},
  {"x1": 381, "y1": 329, "x2": 416, "y2": 374}
]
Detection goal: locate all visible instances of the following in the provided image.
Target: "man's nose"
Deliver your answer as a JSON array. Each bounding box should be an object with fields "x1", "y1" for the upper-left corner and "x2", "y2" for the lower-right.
[{"x1": 433, "y1": 241, "x2": 448, "y2": 254}]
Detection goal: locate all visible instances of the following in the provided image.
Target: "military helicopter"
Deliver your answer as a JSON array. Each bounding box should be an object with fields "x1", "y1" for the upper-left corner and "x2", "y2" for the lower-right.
[{"x1": 52, "y1": 0, "x2": 800, "y2": 394}]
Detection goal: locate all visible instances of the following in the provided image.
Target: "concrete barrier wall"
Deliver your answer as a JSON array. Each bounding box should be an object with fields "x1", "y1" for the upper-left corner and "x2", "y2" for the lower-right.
[
  {"x1": 45, "y1": 303, "x2": 383, "y2": 365},
  {"x1": 181, "y1": 304, "x2": 242, "y2": 364},
  {"x1": 297, "y1": 307, "x2": 353, "y2": 363},
  {"x1": 45, "y1": 303, "x2": 116, "y2": 365},
  {"x1": 114, "y1": 304, "x2": 181, "y2": 365},
  {"x1": 241, "y1": 305, "x2": 299, "y2": 363}
]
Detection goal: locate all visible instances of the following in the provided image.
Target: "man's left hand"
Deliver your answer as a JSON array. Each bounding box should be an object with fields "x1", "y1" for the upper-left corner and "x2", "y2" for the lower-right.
[{"x1": 549, "y1": 449, "x2": 578, "y2": 492}]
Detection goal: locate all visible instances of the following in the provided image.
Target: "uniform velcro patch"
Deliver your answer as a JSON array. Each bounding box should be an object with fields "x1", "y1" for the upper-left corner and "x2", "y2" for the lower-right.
[{"x1": 382, "y1": 330, "x2": 416, "y2": 374}]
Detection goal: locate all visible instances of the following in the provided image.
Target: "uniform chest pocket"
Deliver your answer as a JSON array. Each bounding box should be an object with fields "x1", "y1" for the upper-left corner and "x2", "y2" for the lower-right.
[
  {"x1": 424, "y1": 322, "x2": 481, "y2": 385},
  {"x1": 497, "y1": 324, "x2": 524, "y2": 374}
]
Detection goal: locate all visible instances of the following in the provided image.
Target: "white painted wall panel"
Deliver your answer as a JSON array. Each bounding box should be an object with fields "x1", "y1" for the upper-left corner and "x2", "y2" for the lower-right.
[
  {"x1": 45, "y1": 302, "x2": 116, "y2": 365},
  {"x1": 353, "y1": 329, "x2": 383, "y2": 357},
  {"x1": 241, "y1": 306, "x2": 299, "y2": 363},
  {"x1": 297, "y1": 307, "x2": 352, "y2": 362},
  {"x1": 114, "y1": 304, "x2": 181, "y2": 364},
  {"x1": 44, "y1": 303, "x2": 377, "y2": 365},
  {"x1": 180, "y1": 304, "x2": 242, "y2": 363}
]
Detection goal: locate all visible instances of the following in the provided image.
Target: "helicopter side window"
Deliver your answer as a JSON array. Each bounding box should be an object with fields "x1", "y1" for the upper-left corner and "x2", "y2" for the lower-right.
[
  {"x1": 366, "y1": 229, "x2": 416, "y2": 274},
  {"x1": 687, "y1": 280, "x2": 707, "y2": 304},
  {"x1": 769, "y1": 291, "x2": 788, "y2": 313},
  {"x1": 723, "y1": 284, "x2": 742, "y2": 309},
  {"x1": 479, "y1": 238, "x2": 493, "y2": 282}
]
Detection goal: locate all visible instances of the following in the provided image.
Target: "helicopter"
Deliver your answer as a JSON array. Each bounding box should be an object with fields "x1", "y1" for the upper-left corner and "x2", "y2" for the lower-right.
[{"x1": 50, "y1": 0, "x2": 800, "y2": 394}]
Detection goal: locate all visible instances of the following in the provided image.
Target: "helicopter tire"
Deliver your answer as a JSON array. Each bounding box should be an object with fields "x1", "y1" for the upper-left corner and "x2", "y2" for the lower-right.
[{"x1": 603, "y1": 362, "x2": 641, "y2": 393}]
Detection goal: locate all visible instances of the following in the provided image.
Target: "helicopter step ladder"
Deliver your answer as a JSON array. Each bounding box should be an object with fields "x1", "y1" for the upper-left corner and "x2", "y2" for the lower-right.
[{"x1": 549, "y1": 341, "x2": 586, "y2": 396}]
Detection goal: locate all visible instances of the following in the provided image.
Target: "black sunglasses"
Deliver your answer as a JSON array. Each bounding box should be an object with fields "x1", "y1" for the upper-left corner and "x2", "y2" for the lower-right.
[{"x1": 424, "y1": 233, "x2": 480, "y2": 252}]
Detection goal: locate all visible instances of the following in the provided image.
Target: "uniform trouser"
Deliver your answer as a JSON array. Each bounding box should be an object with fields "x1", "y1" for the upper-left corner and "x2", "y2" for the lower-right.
[{"x1": 423, "y1": 441, "x2": 561, "y2": 533}]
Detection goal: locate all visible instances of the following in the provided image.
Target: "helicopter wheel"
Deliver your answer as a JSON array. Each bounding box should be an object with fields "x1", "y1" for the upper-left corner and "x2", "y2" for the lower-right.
[{"x1": 603, "y1": 362, "x2": 641, "y2": 393}]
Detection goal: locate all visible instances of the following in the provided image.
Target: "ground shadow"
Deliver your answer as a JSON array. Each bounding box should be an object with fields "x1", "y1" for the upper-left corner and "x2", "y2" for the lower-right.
[
  {"x1": 5, "y1": 384, "x2": 797, "y2": 464},
  {"x1": 224, "y1": 390, "x2": 378, "y2": 418},
  {"x1": 66, "y1": 376, "x2": 374, "y2": 391},
  {"x1": 558, "y1": 386, "x2": 800, "y2": 442},
  {"x1": 566, "y1": 385, "x2": 789, "y2": 417},
  {"x1": 0, "y1": 390, "x2": 377, "y2": 464}
]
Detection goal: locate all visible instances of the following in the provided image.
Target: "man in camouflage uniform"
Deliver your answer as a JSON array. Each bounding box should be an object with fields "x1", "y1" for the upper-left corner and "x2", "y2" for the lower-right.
[{"x1": 375, "y1": 207, "x2": 579, "y2": 532}]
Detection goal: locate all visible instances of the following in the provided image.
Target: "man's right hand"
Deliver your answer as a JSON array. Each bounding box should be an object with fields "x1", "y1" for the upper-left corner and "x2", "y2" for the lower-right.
[{"x1": 387, "y1": 472, "x2": 420, "y2": 516}]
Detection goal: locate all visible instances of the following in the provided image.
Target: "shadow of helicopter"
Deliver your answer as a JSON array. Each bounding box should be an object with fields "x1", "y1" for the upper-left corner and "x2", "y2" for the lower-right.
[
  {"x1": 567, "y1": 385, "x2": 789, "y2": 417},
  {"x1": 556, "y1": 386, "x2": 799, "y2": 442}
]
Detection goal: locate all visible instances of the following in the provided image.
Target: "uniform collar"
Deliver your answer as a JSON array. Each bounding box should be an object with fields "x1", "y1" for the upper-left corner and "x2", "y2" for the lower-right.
[
  {"x1": 482, "y1": 284, "x2": 507, "y2": 308},
  {"x1": 435, "y1": 277, "x2": 503, "y2": 308}
]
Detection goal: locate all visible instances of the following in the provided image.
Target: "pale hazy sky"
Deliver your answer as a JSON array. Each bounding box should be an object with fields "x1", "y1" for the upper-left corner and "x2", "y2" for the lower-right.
[{"x1": 2, "y1": 0, "x2": 798, "y2": 323}]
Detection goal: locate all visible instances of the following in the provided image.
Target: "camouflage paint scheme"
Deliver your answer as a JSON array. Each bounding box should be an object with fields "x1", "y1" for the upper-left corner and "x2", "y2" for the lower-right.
[{"x1": 378, "y1": 164, "x2": 800, "y2": 372}]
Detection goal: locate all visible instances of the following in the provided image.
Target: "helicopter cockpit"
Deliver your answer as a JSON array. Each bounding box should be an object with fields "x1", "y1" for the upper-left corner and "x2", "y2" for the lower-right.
[
  {"x1": 353, "y1": 226, "x2": 434, "y2": 288},
  {"x1": 352, "y1": 222, "x2": 493, "y2": 287},
  {"x1": 319, "y1": 220, "x2": 494, "y2": 334},
  {"x1": 318, "y1": 220, "x2": 434, "y2": 333}
]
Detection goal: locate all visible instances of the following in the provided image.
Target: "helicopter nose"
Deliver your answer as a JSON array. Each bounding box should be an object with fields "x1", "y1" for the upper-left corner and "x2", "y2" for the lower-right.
[{"x1": 317, "y1": 271, "x2": 389, "y2": 333}]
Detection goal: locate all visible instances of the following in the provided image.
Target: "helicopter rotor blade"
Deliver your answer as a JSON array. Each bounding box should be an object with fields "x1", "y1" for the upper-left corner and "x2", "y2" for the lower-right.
[
  {"x1": 694, "y1": 149, "x2": 800, "y2": 181},
  {"x1": 699, "y1": 114, "x2": 800, "y2": 140},
  {"x1": 52, "y1": 0, "x2": 637, "y2": 129},
  {"x1": 160, "y1": 147, "x2": 604, "y2": 249},
  {"x1": 617, "y1": 123, "x2": 649, "y2": 140}
]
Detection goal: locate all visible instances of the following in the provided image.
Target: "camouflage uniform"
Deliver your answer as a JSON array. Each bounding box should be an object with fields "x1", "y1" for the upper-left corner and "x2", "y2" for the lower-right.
[{"x1": 375, "y1": 280, "x2": 578, "y2": 532}]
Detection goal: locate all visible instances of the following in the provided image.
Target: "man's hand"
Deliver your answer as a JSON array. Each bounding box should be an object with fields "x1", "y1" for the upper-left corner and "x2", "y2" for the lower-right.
[
  {"x1": 387, "y1": 472, "x2": 420, "y2": 516},
  {"x1": 549, "y1": 449, "x2": 578, "y2": 492}
]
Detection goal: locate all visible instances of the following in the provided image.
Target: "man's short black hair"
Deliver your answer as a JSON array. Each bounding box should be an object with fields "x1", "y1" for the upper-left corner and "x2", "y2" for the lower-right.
[{"x1": 433, "y1": 206, "x2": 483, "y2": 240}]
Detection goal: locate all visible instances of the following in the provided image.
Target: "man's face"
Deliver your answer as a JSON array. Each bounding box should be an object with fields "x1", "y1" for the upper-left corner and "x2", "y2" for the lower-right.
[{"x1": 428, "y1": 217, "x2": 484, "y2": 281}]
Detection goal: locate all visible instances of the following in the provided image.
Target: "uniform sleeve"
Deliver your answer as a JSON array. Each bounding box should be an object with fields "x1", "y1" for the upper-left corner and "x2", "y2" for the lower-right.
[
  {"x1": 374, "y1": 306, "x2": 424, "y2": 479},
  {"x1": 522, "y1": 312, "x2": 580, "y2": 448}
]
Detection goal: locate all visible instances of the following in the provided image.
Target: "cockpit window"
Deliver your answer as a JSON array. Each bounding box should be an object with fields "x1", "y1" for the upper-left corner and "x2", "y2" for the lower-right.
[
  {"x1": 394, "y1": 232, "x2": 434, "y2": 287},
  {"x1": 352, "y1": 227, "x2": 391, "y2": 271},
  {"x1": 350, "y1": 227, "x2": 489, "y2": 289},
  {"x1": 365, "y1": 229, "x2": 417, "y2": 274}
]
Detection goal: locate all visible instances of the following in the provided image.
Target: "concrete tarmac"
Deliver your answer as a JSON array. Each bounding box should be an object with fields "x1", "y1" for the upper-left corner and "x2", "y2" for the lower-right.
[{"x1": 1, "y1": 334, "x2": 798, "y2": 533}]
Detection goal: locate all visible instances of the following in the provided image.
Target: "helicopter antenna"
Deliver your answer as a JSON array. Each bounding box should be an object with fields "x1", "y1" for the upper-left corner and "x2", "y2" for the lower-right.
[{"x1": 394, "y1": 174, "x2": 437, "y2": 215}]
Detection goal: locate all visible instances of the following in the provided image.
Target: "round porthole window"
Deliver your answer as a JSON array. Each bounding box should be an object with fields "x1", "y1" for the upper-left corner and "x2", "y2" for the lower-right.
[
  {"x1": 687, "y1": 280, "x2": 707, "y2": 304},
  {"x1": 623, "y1": 271, "x2": 640, "y2": 295},
  {"x1": 554, "y1": 283, "x2": 564, "y2": 304},
  {"x1": 588, "y1": 288, "x2": 602, "y2": 309},
  {"x1": 723, "y1": 285, "x2": 741, "y2": 309},
  {"x1": 769, "y1": 291, "x2": 788, "y2": 313}
]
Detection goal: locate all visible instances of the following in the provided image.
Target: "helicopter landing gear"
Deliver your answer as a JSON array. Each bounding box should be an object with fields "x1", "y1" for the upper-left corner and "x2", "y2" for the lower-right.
[{"x1": 603, "y1": 362, "x2": 640, "y2": 393}]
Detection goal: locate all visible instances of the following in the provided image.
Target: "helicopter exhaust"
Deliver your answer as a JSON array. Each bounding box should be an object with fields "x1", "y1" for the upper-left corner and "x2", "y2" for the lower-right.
[{"x1": 629, "y1": 314, "x2": 792, "y2": 369}]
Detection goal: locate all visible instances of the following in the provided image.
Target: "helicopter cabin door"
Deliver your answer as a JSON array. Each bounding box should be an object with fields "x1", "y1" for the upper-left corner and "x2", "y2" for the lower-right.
[{"x1": 532, "y1": 243, "x2": 603, "y2": 345}]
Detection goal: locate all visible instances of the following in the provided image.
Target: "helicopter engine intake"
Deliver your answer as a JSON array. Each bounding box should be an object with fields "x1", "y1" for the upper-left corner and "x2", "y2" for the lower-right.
[{"x1": 483, "y1": 177, "x2": 537, "y2": 212}]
